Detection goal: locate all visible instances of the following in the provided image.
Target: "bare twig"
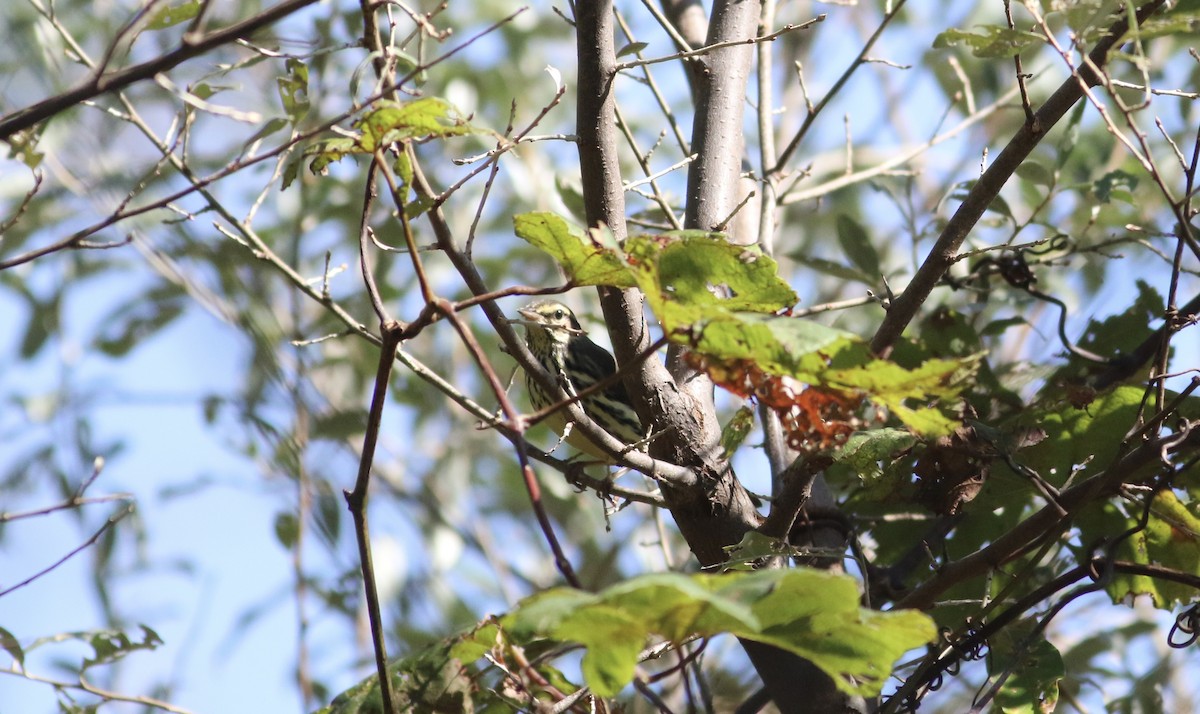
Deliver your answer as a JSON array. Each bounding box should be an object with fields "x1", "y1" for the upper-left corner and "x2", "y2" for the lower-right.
[
  {"x1": 1004, "y1": 0, "x2": 1036, "y2": 125},
  {"x1": 781, "y1": 83, "x2": 1020, "y2": 205},
  {"x1": 0, "y1": 503, "x2": 135, "y2": 598},
  {"x1": 0, "y1": 171, "x2": 44, "y2": 235},
  {"x1": 343, "y1": 324, "x2": 404, "y2": 714},
  {"x1": 1, "y1": 0, "x2": 326, "y2": 139},
  {"x1": 613, "y1": 8, "x2": 691, "y2": 155},
  {"x1": 10, "y1": 10, "x2": 520, "y2": 264},
  {"x1": 772, "y1": 0, "x2": 907, "y2": 174},
  {"x1": 870, "y1": 0, "x2": 1168, "y2": 356},
  {"x1": 0, "y1": 233, "x2": 132, "y2": 271},
  {"x1": 0, "y1": 667, "x2": 194, "y2": 714},
  {"x1": 613, "y1": 17, "x2": 823, "y2": 72}
]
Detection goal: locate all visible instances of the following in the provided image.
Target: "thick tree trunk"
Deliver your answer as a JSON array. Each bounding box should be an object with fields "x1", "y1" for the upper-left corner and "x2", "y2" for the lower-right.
[{"x1": 575, "y1": 0, "x2": 857, "y2": 710}]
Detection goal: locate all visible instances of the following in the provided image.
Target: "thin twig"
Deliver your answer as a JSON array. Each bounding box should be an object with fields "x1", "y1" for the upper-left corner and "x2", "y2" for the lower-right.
[
  {"x1": 358, "y1": 160, "x2": 392, "y2": 322},
  {"x1": 344, "y1": 324, "x2": 404, "y2": 714},
  {"x1": 0, "y1": 667, "x2": 195, "y2": 714},
  {"x1": 439, "y1": 298, "x2": 584, "y2": 586},
  {"x1": 0, "y1": 503, "x2": 135, "y2": 598},
  {"x1": 1004, "y1": 0, "x2": 1036, "y2": 125},
  {"x1": 10, "y1": 10, "x2": 521, "y2": 262},
  {"x1": 0, "y1": 0, "x2": 326, "y2": 139},
  {"x1": 614, "y1": 17, "x2": 823, "y2": 72},
  {"x1": 782, "y1": 83, "x2": 1020, "y2": 205},
  {"x1": 613, "y1": 7, "x2": 691, "y2": 155},
  {"x1": 772, "y1": 1, "x2": 906, "y2": 174},
  {"x1": 870, "y1": 0, "x2": 1168, "y2": 356}
]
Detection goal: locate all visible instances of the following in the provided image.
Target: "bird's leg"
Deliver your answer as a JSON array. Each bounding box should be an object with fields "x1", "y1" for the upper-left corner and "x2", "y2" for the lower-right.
[
  {"x1": 561, "y1": 460, "x2": 620, "y2": 532},
  {"x1": 563, "y1": 455, "x2": 607, "y2": 491}
]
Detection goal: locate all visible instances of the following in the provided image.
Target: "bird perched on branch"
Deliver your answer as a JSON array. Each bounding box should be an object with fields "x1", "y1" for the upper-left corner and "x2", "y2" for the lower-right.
[{"x1": 513, "y1": 300, "x2": 645, "y2": 462}]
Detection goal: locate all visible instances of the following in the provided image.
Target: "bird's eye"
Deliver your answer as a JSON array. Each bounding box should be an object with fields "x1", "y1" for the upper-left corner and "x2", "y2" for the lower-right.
[{"x1": 554, "y1": 309, "x2": 564, "y2": 320}]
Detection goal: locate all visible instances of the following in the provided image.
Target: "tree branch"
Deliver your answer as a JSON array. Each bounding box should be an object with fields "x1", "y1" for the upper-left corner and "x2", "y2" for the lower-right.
[
  {"x1": 0, "y1": 0, "x2": 325, "y2": 140},
  {"x1": 896, "y1": 425, "x2": 1198, "y2": 611},
  {"x1": 870, "y1": 0, "x2": 1168, "y2": 357}
]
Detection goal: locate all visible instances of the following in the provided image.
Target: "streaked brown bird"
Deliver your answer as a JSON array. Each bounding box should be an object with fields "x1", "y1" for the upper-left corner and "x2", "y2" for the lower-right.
[{"x1": 514, "y1": 300, "x2": 645, "y2": 461}]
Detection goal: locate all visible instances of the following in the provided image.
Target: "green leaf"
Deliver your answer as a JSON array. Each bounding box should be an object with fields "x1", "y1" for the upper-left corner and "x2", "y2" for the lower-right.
[
  {"x1": 355, "y1": 97, "x2": 475, "y2": 150},
  {"x1": 241, "y1": 117, "x2": 289, "y2": 156},
  {"x1": 189, "y1": 82, "x2": 223, "y2": 100},
  {"x1": 317, "y1": 634, "x2": 479, "y2": 714},
  {"x1": 951, "y1": 180, "x2": 1015, "y2": 221},
  {"x1": 321, "y1": 571, "x2": 936, "y2": 707},
  {"x1": 313, "y1": 484, "x2": 342, "y2": 547},
  {"x1": 392, "y1": 150, "x2": 414, "y2": 193},
  {"x1": 1134, "y1": 11, "x2": 1200, "y2": 41},
  {"x1": 305, "y1": 137, "x2": 358, "y2": 175},
  {"x1": 513, "y1": 212, "x2": 637, "y2": 287},
  {"x1": 83, "y1": 625, "x2": 163, "y2": 669},
  {"x1": 274, "y1": 512, "x2": 299, "y2": 549},
  {"x1": 690, "y1": 312, "x2": 852, "y2": 373},
  {"x1": 0, "y1": 626, "x2": 24, "y2": 666},
  {"x1": 1140, "y1": 491, "x2": 1200, "y2": 606},
  {"x1": 281, "y1": 156, "x2": 302, "y2": 190},
  {"x1": 505, "y1": 569, "x2": 934, "y2": 698},
  {"x1": 720, "y1": 405, "x2": 756, "y2": 459},
  {"x1": 981, "y1": 316, "x2": 1028, "y2": 337},
  {"x1": 991, "y1": 621, "x2": 1064, "y2": 713},
  {"x1": 616, "y1": 41, "x2": 649, "y2": 57},
  {"x1": 4, "y1": 127, "x2": 44, "y2": 168},
  {"x1": 146, "y1": 0, "x2": 201, "y2": 30},
  {"x1": 690, "y1": 315, "x2": 971, "y2": 438},
  {"x1": 1084, "y1": 491, "x2": 1200, "y2": 607},
  {"x1": 276, "y1": 58, "x2": 310, "y2": 124},
  {"x1": 836, "y1": 215, "x2": 880, "y2": 277},
  {"x1": 93, "y1": 285, "x2": 186, "y2": 357},
  {"x1": 555, "y1": 175, "x2": 587, "y2": 221},
  {"x1": 1056, "y1": 103, "x2": 1085, "y2": 158},
  {"x1": 932, "y1": 26, "x2": 1045, "y2": 58},
  {"x1": 1093, "y1": 169, "x2": 1139, "y2": 203},
  {"x1": 392, "y1": 50, "x2": 420, "y2": 78},
  {"x1": 888, "y1": 403, "x2": 960, "y2": 436},
  {"x1": 403, "y1": 196, "x2": 435, "y2": 220},
  {"x1": 12, "y1": 283, "x2": 60, "y2": 358},
  {"x1": 1004, "y1": 385, "x2": 1200, "y2": 512},
  {"x1": 835, "y1": 428, "x2": 918, "y2": 479},
  {"x1": 744, "y1": 571, "x2": 935, "y2": 694},
  {"x1": 1073, "y1": 280, "x2": 1161, "y2": 360},
  {"x1": 516, "y1": 213, "x2": 971, "y2": 440},
  {"x1": 791, "y1": 254, "x2": 874, "y2": 285},
  {"x1": 557, "y1": 605, "x2": 646, "y2": 696},
  {"x1": 1003, "y1": 385, "x2": 1146, "y2": 488},
  {"x1": 1015, "y1": 161, "x2": 1057, "y2": 188},
  {"x1": 823, "y1": 353, "x2": 978, "y2": 437},
  {"x1": 625, "y1": 233, "x2": 798, "y2": 322},
  {"x1": 302, "y1": 98, "x2": 478, "y2": 179},
  {"x1": 724, "y1": 530, "x2": 796, "y2": 567},
  {"x1": 312, "y1": 409, "x2": 368, "y2": 441}
]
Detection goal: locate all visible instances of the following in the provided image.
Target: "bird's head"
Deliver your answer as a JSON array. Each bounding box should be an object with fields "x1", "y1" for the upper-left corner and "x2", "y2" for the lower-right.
[{"x1": 514, "y1": 300, "x2": 585, "y2": 349}]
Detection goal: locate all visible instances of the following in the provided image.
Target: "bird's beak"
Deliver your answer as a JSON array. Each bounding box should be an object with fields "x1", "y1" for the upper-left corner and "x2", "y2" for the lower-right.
[{"x1": 516, "y1": 308, "x2": 540, "y2": 322}]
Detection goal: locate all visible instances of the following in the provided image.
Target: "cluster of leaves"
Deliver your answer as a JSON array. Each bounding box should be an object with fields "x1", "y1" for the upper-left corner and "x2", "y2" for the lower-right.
[
  {"x1": 285, "y1": 97, "x2": 479, "y2": 192},
  {"x1": 318, "y1": 569, "x2": 934, "y2": 712},
  {"x1": 514, "y1": 212, "x2": 977, "y2": 449},
  {"x1": 512, "y1": 205, "x2": 1200, "y2": 708}
]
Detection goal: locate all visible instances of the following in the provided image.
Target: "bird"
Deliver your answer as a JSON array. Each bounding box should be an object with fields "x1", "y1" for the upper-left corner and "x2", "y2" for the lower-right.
[{"x1": 513, "y1": 300, "x2": 645, "y2": 462}]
